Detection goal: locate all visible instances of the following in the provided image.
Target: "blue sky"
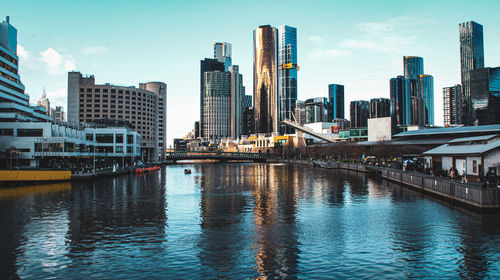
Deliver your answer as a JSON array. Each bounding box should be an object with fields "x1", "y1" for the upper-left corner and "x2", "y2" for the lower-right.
[{"x1": 5, "y1": 0, "x2": 500, "y2": 146}]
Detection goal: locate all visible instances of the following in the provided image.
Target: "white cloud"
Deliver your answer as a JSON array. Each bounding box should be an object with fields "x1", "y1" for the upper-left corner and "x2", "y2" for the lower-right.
[
  {"x1": 39, "y1": 48, "x2": 76, "y2": 75},
  {"x1": 17, "y1": 44, "x2": 38, "y2": 71},
  {"x1": 308, "y1": 35, "x2": 323, "y2": 44},
  {"x1": 82, "y1": 46, "x2": 107, "y2": 55},
  {"x1": 309, "y1": 49, "x2": 351, "y2": 59}
]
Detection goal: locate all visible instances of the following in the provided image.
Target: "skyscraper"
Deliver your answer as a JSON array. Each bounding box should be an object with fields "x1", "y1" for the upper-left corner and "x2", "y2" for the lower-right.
[
  {"x1": 470, "y1": 67, "x2": 500, "y2": 125},
  {"x1": 418, "y1": 74, "x2": 434, "y2": 126},
  {"x1": 214, "y1": 42, "x2": 232, "y2": 71},
  {"x1": 460, "y1": 21, "x2": 484, "y2": 125},
  {"x1": 37, "y1": 89, "x2": 50, "y2": 117},
  {"x1": 203, "y1": 71, "x2": 231, "y2": 140},
  {"x1": 443, "y1": 85, "x2": 462, "y2": 126},
  {"x1": 403, "y1": 56, "x2": 424, "y2": 125},
  {"x1": 277, "y1": 25, "x2": 298, "y2": 134},
  {"x1": 350, "y1": 100, "x2": 369, "y2": 128},
  {"x1": 229, "y1": 65, "x2": 245, "y2": 139},
  {"x1": 200, "y1": 58, "x2": 225, "y2": 137},
  {"x1": 254, "y1": 25, "x2": 277, "y2": 134},
  {"x1": 369, "y1": 98, "x2": 390, "y2": 118},
  {"x1": 304, "y1": 97, "x2": 328, "y2": 124},
  {"x1": 328, "y1": 84, "x2": 344, "y2": 121},
  {"x1": 390, "y1": 76, "x2": 411, "y2": 126}
]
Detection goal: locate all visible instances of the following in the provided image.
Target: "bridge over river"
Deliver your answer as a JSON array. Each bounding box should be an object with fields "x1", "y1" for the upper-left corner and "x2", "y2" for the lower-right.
[{"x1": 165, "y1": 151, "x2": 272, "y2": 162}]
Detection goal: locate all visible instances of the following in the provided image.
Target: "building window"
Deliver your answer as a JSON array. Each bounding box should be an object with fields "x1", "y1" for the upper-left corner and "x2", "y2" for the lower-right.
[
  {"x1": 473, "y1": 160, "x2": 477, "y2": 173},
  {"x1": 17, "y1": 129, "x2": 43, "y2": 137},
  {"x1": 96, "y1": 134, "x2": 113, "y2": 143},
  {"x1": 0, "y1": 129, "x2": 14, "y2": 136},
  {"x1": 115, "y1": 146, "x2": 124, "y2": 153},
  {"x1": 86, "y1": 134, "x2": 94, "y2": 141},
  {"x1": 116, "y1": 134, "x2": 123, "y2": 143},
  {"x1": 127, "y1": 135, "x2": 134, "y2": 144},
  {"x1": 86, "y1": 88, "x2": 92, "y2": 92}
]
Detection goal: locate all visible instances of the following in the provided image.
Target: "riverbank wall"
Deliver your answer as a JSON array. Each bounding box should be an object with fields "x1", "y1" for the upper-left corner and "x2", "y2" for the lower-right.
[{"x1": 269, "y1": 158, "x2": 500, "y2": 210}]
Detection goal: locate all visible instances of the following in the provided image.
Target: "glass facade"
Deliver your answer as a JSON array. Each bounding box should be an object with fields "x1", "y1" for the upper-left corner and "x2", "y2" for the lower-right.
[
  {"x1": 229, "y1": 65, "x2": 245, "y2": 139},
  {"x1": 390, "y1": 76, "x2": 411, "y2": 126},
  {"x1": 203, "y1": 71, "x2": 231, "y2": 140},
  {"x1": 304, "y1": 98, "x2": 327, "y2": 124},
  {"x1": 369, "y1": 98, "x2": 390, "y2": 119},
  {"x1": 403, "y1": 56, "x2": 424, "y2": 125},
  {"x1": 214, "y1": 42, "x2": 232, "y2": 71},
  {"x1": 200, "y1": 58, "x2": 225, "y2": 137},
  {"x1": 470, "y1": 67, "x2": 500, "y2": 125},
  {"x1": 328, "y1": 84, "x2": 344, "y2": 121},
  {"x1": 443, "y1": 84, "x2": 462, "y2": 126},
  {"x1": 253, "y1": 25, "x2": 277, "y2": 134},
  {"x1": 418, "y1": 74, "x2": 434, "y2": 126},
  {"x1": 460, "y1": 21, "x2": 484, "y2": 125},
  {"x1": 277, "y1": 25, "x2": 298, "y2": 134},
  {"x1": 350, "y1": 100, "x2": 369, "y2": 128}
]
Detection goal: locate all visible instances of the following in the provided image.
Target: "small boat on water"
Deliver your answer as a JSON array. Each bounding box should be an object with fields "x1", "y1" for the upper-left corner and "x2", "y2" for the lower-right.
[{"x1": 184, "y1": 169, "x2": 191, "y2": 175}]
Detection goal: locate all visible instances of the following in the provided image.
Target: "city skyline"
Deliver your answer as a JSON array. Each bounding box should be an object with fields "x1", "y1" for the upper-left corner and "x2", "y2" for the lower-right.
[{"x1": 4, "y1": 0, "x2": 500, "y2": 145}]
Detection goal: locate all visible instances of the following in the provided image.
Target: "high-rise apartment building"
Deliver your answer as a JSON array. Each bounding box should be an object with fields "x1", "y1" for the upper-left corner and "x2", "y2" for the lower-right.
[
  {"x1": 214, "y1": 42, "x2": 232, "y2": 71},
  {"x1": 350, "y1": 100, "x2": 369, "y2": 128},
  {"x1": 328, "y1": 84, "x2": 344, "y2": 121},
  {"x1": 277, "y1": 25, "x2": 298, "y2": 134},
  {"x1": 470, "y1": 67, "x2": 500, "y2": 125},
  {"x1": 418, "y1": 74, "x2": 434, "y2": 126},
  {"x1": 305, "y1": 98, "x2": 327, "y2": 124},
  {"x1": 229, "y1": 65, "x2": 245, "y2": 139},
  {"x1": 200, "y1": 58, "x2": 225, "y2": 137},
  {"x1": 294, "y1": 100, "x2": 306, "y2": 125},
  {"x1": 254, "y1": 25, "x2": 277, "y2": 134},
  {"x1": 390, "y1": 76, "x2": 411, "y2": 127},
  {"x1": 460, "y1": 21, "x2": 484, "y2": 125},
  {"x1": 52, "y1": 106, "x2": 65, "y2": 123},
  {"x1": 369, "y1": 98, "x2": 390, "y2": 119},
  {"x1": 202, "y1": 71, "x2": 231, "y2": 140},
  {"x1": 443, "y1": 85, "x2": 462, "y2": 126},
  {"x1": 67, "y1": 72, "x2": 167, "y2": 161}
]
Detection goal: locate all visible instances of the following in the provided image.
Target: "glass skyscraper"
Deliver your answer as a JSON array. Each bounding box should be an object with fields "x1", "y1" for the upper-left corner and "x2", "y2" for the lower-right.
[
  {"x1": 203, "y1": 71, "x2": 231, "y2": 141},
  {"x1": 390, "y1": 76, "x2": 411, "y2": 126},
  {"x1": 200, "y1": 58, "x2": 225, "y2": 137},
  {"x1": 328, "y1": 84, "x2": 344, "y2": 121},
  {"x1": 470, "y1": 67, "x2": 500, "y2": 125},
  {"x1": 369, "y1": 98, "x2": 390, "y2": 119},
  {"x1": 460, "y1": 21, "x2": 484, "y2": 125},
  {"x1": 403, "y1": 56, "x2": 424, "y2": 125},
  {"x1": 350, "y1": 100, "x2": 369, "y2": 128},
  {"x1": 277, "y1": 25, "x2": 298, "y2": 134},
  {"x1": 229, "y1": 65, "x2": 245, "y2": 139},
  {"x1": 214, "y1": 42, "x2": 232, "y2": 71},
  {"x1": 304, "y1": 98, "x2": 328, "y2": 124},
  {"x1": 443, "y1": 84, "x2": 462, "y2": 126},
  {"x1": 253, "y1": 25, "x2": 277, "y2": 134},
  {"x1": 418, "y1": 74, "x2": 434, "y2": 126}
]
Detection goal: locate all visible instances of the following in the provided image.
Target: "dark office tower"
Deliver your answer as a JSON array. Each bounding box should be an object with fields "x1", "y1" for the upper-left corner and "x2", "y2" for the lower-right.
[
  {"x1": 418, "y1": 74, "x2": 434, "y2": 126},
  {"x1": 403, "y1": 56, "x2": 424, "y2": 125},
  {"x1": 194, "y1": 121, "x2": 200, "y2": 138},
  {"x1": 328, "y1": 84, "x2": 344, "y2": 121},
  {"x1": 242, "y1": 107, "x2": 255, "y2": 135},
  {"x1": 243, "y1": 95, "x2": 252, "y2": 110},
  {"x1": 470, "y1": 67, "x2": 500, "y2": 125},
  {"x1": 277, "y1": 25, "x2": 298, "y2": 134},
  {"x1": 254, "y1": 25, "x2": 278, "y2": 134},
  {"x1": 350, "y1": 100, "x2": 369, "y2": 128},
  {"x1": 370, "y1": 98, "x2": 390, "y2": 118},
  {"x1": 304, "y1": 97, "x2": 328, "y2": 124},
  {"x1": 460, "y1": 21, "x2": 484, "y2": 125},
  {"x1": 443, "y1": 85, "x2": 462, "y2": 126},
  {"x1": 390, "y1": 76, "x2": 411, "y2": 126},
  {"x1": 200, "y1": 58, "x2": 225, "y2": 137}
]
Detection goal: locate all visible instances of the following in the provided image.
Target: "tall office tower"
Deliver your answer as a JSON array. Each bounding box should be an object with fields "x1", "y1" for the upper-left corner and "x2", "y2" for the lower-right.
[
  {"x1": 418, "y1": 74, "x2": 434, "y2": 126},
  {"x1": 369, "y1": 98, "x2": 390, "y2": 118},
  {"x1": 214, "y1": 42, "x2": 232, "y2": 71},
  {"x1": 460, "y1": 21, "x2": 484, "y2": 125},
  {"x1": 390, "y1": 76, "x2": 411, "y2": 126},
  {"x1": 443, "y1": 84, "x2": 462, "y2": 126},
  {"x1": 305, "y1": 97, "x2": 328, "y2": 124},
  {"x1": 229, "y1": 65, "x2": 245, "y2": 139},
  {"x1": 294, "y1": 100, "x2": 306, "y2": 125},
  {"x1": 470, "y1": 67, "x2": 500, "y2": 125},
  {"x1": 243, "y1": 95, "x2": 252, "y2": 110},
  {"x1": 277, "y1": 25, "x2": 298, "y2": 134},
  {"x1": 52, "y1": 106, "x2": 65, "y2": 123},
  {"x1": 194, "y1": 121, "x2": 200, "y2": 138},
  {"x1": 37, "y1": 90, "x2": 50, "y2": 116},
  {"x1": 328, "y1": 84, "x2": 344, "y2": 121},
  {"x1": 254, "y1": 25, "x2": 277, "y2": 134},
  {"x1": 200, "y1": 58, "x2": 225, "y2": 137},
  {"x1": 350, "y1": 100, "x2": 369, "y2": 128},
  {"x1": 139, "y1": 81, "x2": 167, "y2": 157},
  {"x1": 0, "y1": 16, "x2": 48, "y2": 123},
  {"x1": 242, "y1": 107, "x2": 255, "y2": 136},
  {"x1": 202, "y1": 71, "x2": 231, "y2": 141},
  {"x1": 67, "y1": 72, "x2": 167, "y2": 161},
  {"x1": 403, "y1": 56, "x2": 424, "y2": 125}
]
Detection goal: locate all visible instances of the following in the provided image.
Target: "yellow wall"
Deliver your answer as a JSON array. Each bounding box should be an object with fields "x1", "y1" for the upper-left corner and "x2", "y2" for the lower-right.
[{"x1": 0, "y1": 170, "x2": 72, "y2": 181}]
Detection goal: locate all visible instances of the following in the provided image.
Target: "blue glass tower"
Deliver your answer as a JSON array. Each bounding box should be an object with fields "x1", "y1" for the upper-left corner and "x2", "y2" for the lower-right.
[
  {"x1": 277, "y1": 25, "x2": 298, "y2": 134},
  {"x1": 418, "y1": 74, "x2": 434, "y2": 126},
  {"x1": 328, "y1": 84, "x2": 344, "y2": 121},
  {"x1": 390, "y1": 76, "x2": 411, "y2": 126}
]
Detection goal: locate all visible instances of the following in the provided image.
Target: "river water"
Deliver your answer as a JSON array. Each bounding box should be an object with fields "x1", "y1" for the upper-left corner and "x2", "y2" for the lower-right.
[{"x1": 0, "y1": 163, "x2": 499, "y2": 279}]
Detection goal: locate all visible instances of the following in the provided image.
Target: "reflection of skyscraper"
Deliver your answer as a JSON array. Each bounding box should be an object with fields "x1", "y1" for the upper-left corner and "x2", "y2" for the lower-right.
[
  {"x1": 460, "y1": 21, "x2": 484, "y2": 125},
  {"x1": 418, "y1": 74, "x2": 434, "y2": 126},
  {"x1": 254, "y1": 25, "x2": 277, "y2": 134},
  {"x1": 277, "y1": 25, "x2": 298, "y2": 134},
  {"x1": 443, "y1": 84, "x2": 462, "y2": 126},
  {"x1": 328, "y1": 84, "x2": 344, "y2": 121},
  {"x1": 214, "y1": 42, "x2": 232, "y2": 71}
]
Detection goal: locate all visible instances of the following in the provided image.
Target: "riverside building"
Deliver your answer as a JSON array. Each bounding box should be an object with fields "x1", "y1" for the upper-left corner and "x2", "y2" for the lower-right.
[
  {"x1": 67, "y1": 72, "x2": 166, "y2": 161},
  {"x1": 443, "y1": 84, "x2": 463, "y2": 126},
  {"x1": 203, "y1": 71, "x2": 231, "y2": 141},
  {"x1": 277, "y1": 25, "x2": 298, "y2": 134}
]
